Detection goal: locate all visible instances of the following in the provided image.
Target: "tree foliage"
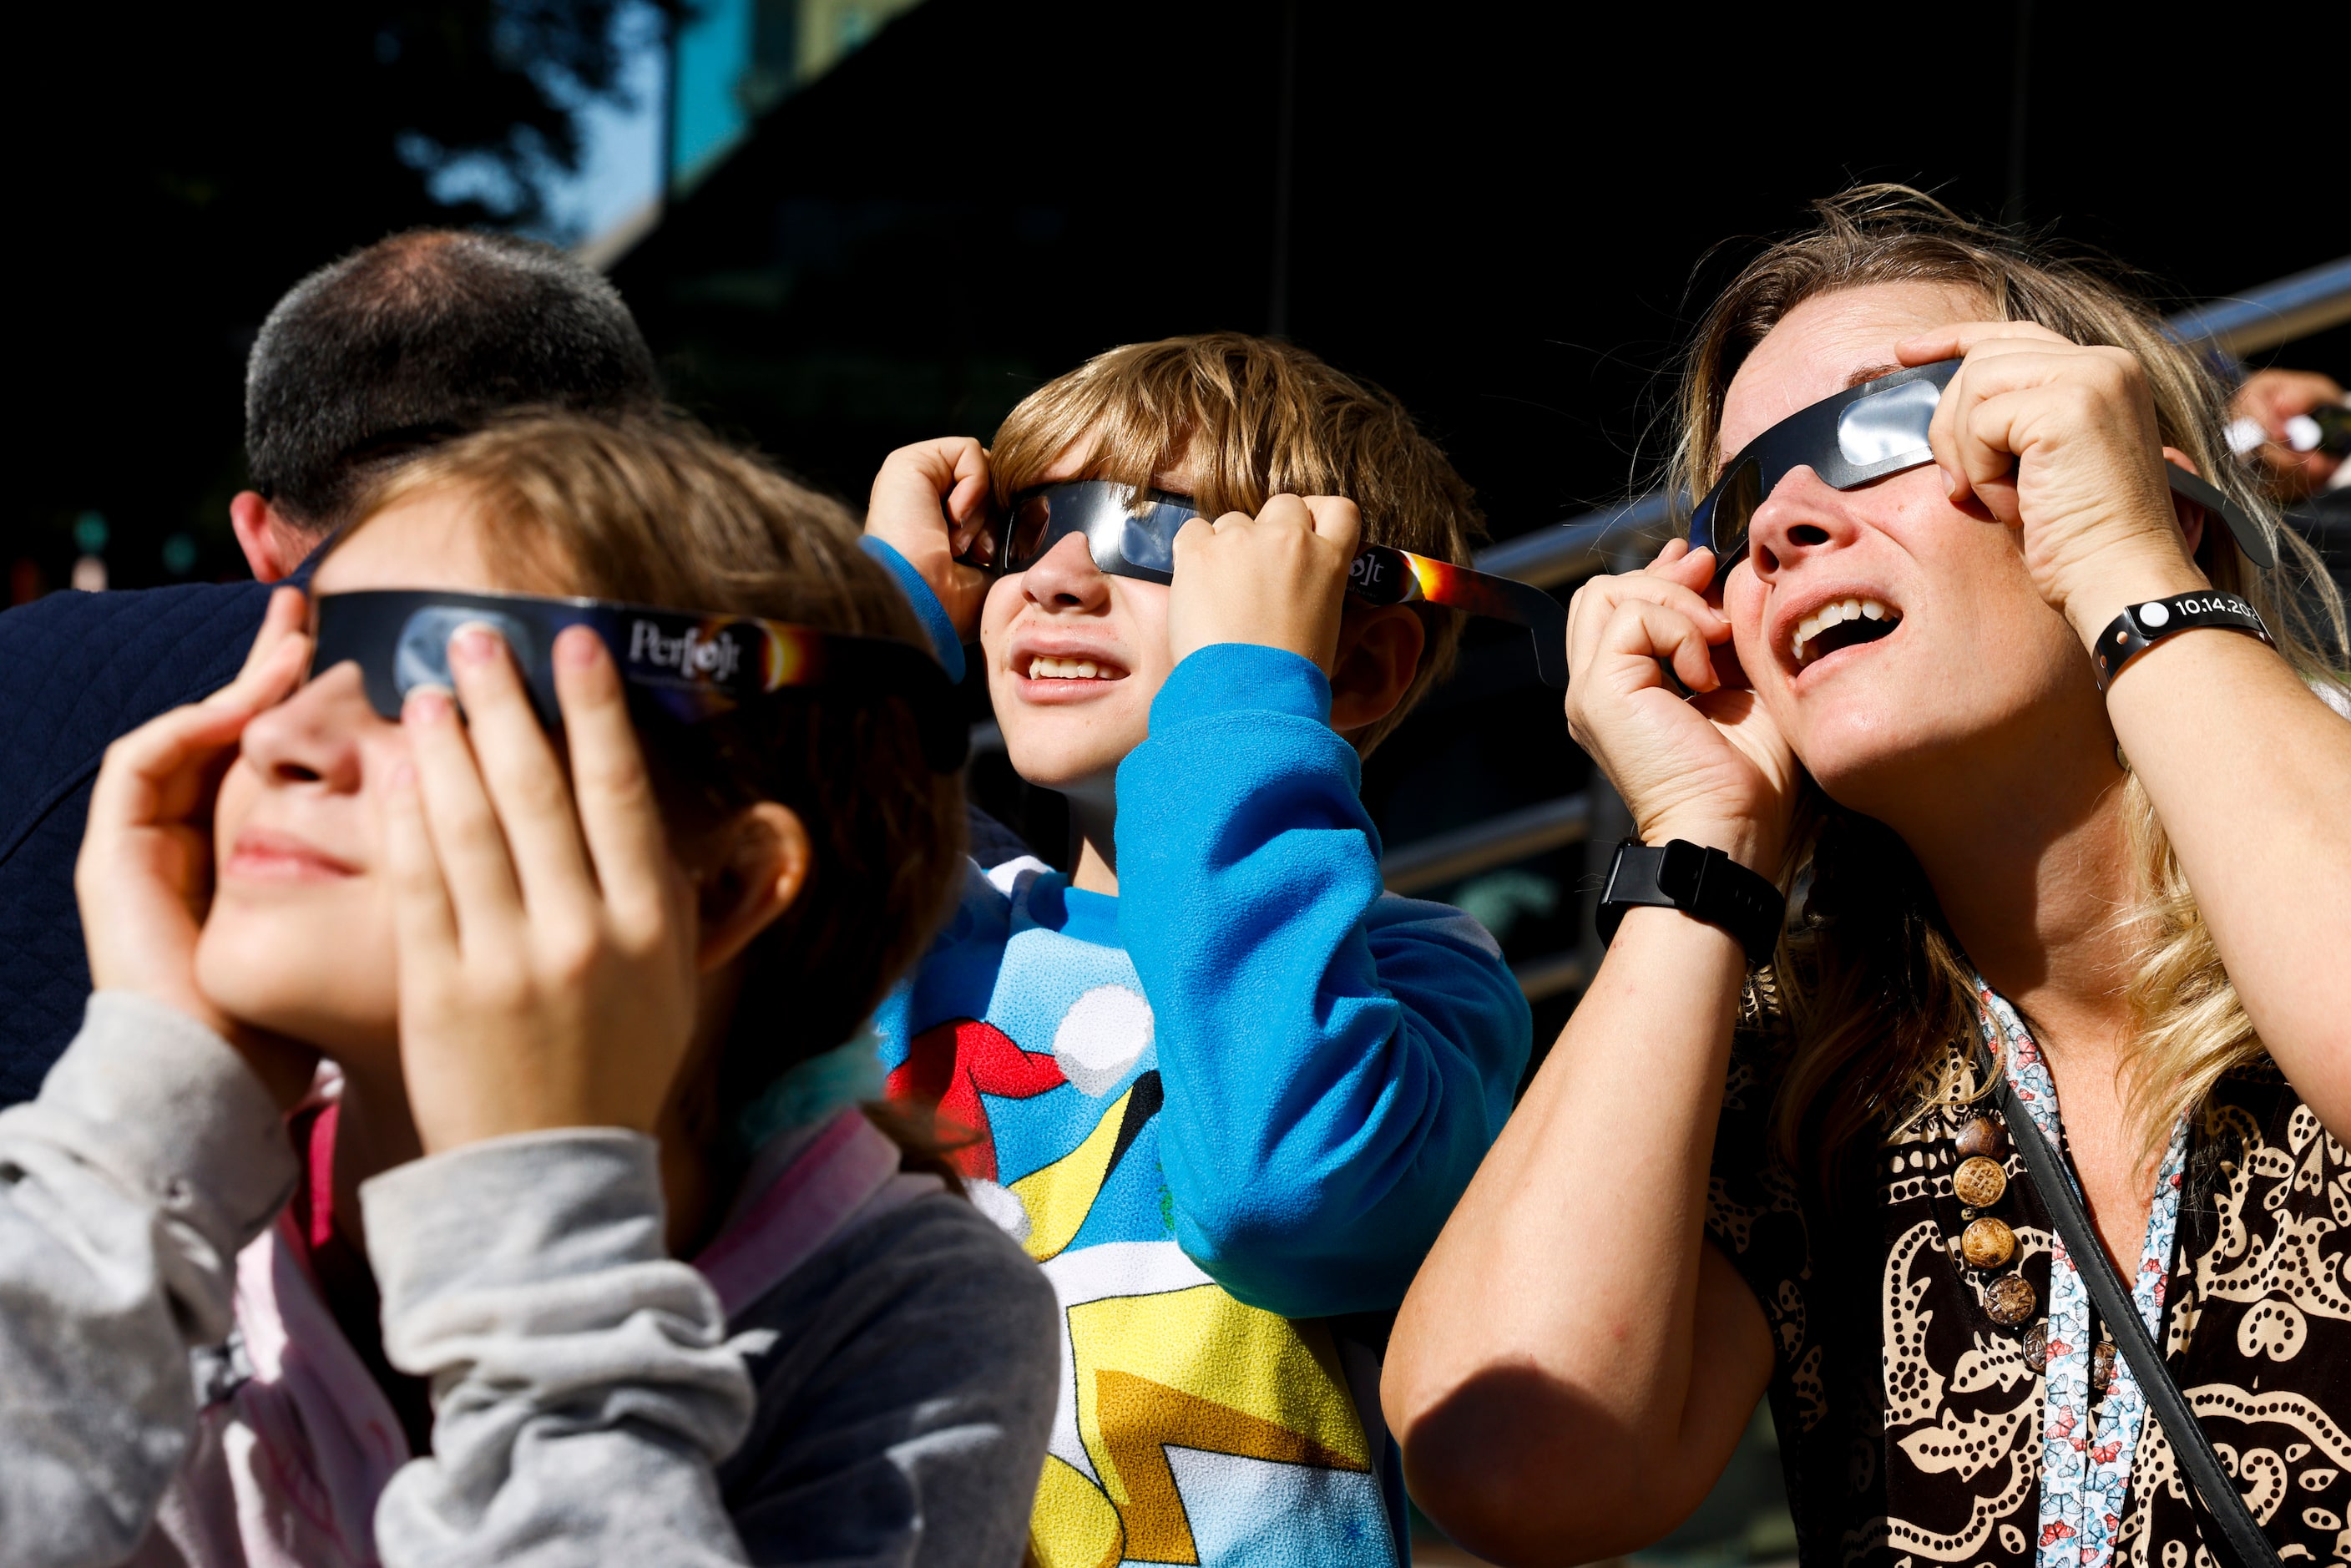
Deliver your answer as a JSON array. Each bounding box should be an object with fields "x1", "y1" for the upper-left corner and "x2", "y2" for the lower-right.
[{"x1": 15, "y1": 2, "x2": 647, "y2": 590}]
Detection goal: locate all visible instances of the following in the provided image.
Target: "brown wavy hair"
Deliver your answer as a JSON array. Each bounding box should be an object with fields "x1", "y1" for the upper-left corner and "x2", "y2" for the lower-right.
[
  {"x1": 349, "y1": 411, "x2": 968, "y2": 1166},
  {"x1": 1670, "y1": 186, "x2": 2351, "y2": 1185},
  {"x1": 988, "y1": 331, "x2": 1486, "y2": 753}
]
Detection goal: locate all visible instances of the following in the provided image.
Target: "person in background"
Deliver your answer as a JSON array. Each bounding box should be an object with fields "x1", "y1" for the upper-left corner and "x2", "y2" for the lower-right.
[
  {"x1": 859, "y1": 333, "x2": 1534, "y2": 1568},
  {"x1": 1383, "y1": 189, "x2": 2351, "y2": 1568},
  {"x1": 0, "y1": 230, "x2": 665, "y2": 1105},
  {"x1": 0, "y1": 413, "x2": 1058, "y2": 1566},
  {"x1": 2228, "y1": 366, "x2": 2347, "y2": 502},
  {"x1": 2231, "y1": 366, "x2": 2351, "y2": 604}
]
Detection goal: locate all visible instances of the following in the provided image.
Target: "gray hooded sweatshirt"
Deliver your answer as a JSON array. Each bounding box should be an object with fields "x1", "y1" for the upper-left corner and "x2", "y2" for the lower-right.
[{"x1": 0, "y1": 992, "x2": 1059, "y2": 1567}]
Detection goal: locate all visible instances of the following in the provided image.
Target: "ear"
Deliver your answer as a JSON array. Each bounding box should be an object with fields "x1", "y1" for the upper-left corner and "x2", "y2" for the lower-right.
[
  {"x1": 1329, "y1": 603, "x2": 1427, "y2": 737},
  {"x1": 230, "y1": 492, "x2": 311, "y2": 583},
  {"x1": 2159, "y1": 447, "x2": 2207, "y2": 557},
  {"x1": 694, "y1": 802, "x2": 811, "y2": 974}
]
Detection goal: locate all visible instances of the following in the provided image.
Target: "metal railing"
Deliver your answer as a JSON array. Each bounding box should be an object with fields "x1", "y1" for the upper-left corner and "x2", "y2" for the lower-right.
[
  {"x1": 1382, "y1": 793, "x2": 1592, "y2": 895},
  {"x1": 1469, "y1": 256, "x2": 2351, "y2": 590},
  {"x1": 2165, "y1": 255, "x2": 2351, "y2": 358},
  {"x1": 1470, "y1": 493, "x2": 1677, "y2": 589},
  {"x1": 1393, "y1": 254, "x2": 2351, "y2": 1000}
]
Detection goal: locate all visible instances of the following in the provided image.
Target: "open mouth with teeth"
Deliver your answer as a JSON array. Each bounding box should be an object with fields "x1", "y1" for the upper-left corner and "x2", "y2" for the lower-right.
[
  {"x1": 1793, "y1": 597, "x2": 1902, "y2": 668},
  {"x1": 1024, "y1": 655, "x2": 1126, "y2": 682}
]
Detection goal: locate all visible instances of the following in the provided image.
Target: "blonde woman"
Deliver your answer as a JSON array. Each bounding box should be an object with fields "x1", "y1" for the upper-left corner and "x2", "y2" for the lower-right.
[{"x1": 1383, "y1": 189, "x2": 2351, "y2": 1568}]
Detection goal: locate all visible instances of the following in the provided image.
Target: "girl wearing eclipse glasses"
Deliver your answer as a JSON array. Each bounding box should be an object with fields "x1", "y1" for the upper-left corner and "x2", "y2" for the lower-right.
[
  {"x1": 0, "y1": 414, "x2": 1059, "y2": 1566},
  {"x1": 1387, "y1": 187, "x2": 2351, "y2": 1568}
]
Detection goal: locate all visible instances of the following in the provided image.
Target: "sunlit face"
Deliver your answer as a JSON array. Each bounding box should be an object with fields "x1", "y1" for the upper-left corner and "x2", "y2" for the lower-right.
[
  {"x1": 977, "y1": 438, "x2": 1200, "y2": 797},
  {"x1": 1716, "y1": 282, "x2": 2098, "y2": 815},
  {"x1": 194, "y1": 491, "x2": 511, "y2": 1059}
]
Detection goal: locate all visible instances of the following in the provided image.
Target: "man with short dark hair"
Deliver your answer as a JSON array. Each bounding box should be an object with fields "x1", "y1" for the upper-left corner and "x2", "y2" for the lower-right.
[{"x1": 0, "y1": 231, "x2": 663, "y2": 1102}]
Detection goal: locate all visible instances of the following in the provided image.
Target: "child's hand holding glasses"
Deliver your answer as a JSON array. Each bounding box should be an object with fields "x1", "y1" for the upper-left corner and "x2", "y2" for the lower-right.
[
  {"x1": 382, "y1": 623, "x2": 709, "y2": 1156},
  {"x1": 75, "y1": 585, "x2": 320, "y2": 1106}
]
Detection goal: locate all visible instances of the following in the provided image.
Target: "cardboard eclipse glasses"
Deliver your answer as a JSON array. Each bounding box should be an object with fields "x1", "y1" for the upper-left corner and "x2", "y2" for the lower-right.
[
  {"x1": 308, "y1": 589, "x2": 969, "y2": 771},
  {"x1": 958, "y1": 479, "x2": 1570, "y2": 687},
  {"x1": 1690, "y1": 357, "x2": 2275, "y2": 579}
]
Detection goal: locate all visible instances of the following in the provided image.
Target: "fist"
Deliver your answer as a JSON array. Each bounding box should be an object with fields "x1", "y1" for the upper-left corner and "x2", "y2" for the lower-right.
[
  {"x1": 865, "y1": 437, "x2": 996, "y2": 640},
  {"x1": 1166, "y1": 494, "x2": 1360, "y2": 671}
]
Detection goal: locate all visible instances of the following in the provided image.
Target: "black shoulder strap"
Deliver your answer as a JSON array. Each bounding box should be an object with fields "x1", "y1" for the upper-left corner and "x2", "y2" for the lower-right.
[{"x1": 1984, "y1": 1053, "x2": 2280, "y2": 1568}]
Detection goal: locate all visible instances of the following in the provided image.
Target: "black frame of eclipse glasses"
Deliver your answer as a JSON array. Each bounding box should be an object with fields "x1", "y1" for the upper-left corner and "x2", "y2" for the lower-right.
[
  {"x1": 956, "y1": 479, "x2": 1570, "y2": 687},
  {"x1": 1687, "y1": 357, "x2": 2275, "y2": 580}
]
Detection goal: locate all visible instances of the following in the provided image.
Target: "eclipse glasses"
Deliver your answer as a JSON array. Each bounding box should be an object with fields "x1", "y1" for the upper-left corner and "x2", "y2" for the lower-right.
[
  {"x1": 309, "y1": 589, "x2": 969, "y2": 771},
  {"x1": 1689, "y1": 357, "x2": 2274, "y2": 579},
  {"x1": 958, "y1": 479, "x2": 1570, "y2": 686}
]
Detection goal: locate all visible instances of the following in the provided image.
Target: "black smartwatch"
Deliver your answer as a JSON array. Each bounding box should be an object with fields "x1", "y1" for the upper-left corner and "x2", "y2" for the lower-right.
[
  {"x1": 1596, "y1": 838, "x2": 1786, "y2": 965},
  {"x1": 2091, "y1": 590, "x2": 2273, "y2": 692}
]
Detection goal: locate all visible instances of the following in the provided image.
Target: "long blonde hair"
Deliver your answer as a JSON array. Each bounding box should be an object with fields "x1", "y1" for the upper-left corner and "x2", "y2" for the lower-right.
[{"x1": 1671, "y1": 186, "x2": 2351, "y2": 1181}]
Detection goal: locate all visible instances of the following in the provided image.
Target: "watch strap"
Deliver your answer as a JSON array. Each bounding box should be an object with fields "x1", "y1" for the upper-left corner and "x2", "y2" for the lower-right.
[
  {"x1": 2093, "y1": 590, "x2": 2273, "y2": 692},
  {"x1": 1595, "y1": 838, "x2": 1785, "y2": 965}
]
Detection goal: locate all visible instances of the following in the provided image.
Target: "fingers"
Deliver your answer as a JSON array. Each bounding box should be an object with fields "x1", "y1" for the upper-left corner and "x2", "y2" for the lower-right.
[
  {"x1": 1641, "y1": 539, "x2": 1718, "y2": 595},
  {"x1": 443, "y1": 625, "x2": 595, "y2": 913},
  {"x1": 1297, "y1": 495, "x2": 1363, "y2": 553},
  {"x1": 1566, "y1": 571, "x2": 1728, "y2": 681},
  {"x1": 1212, "y1": 494, "x2": 1361, "y2": 551},
  {"x1": 552, "y1": 626, "x2": 671, "y2": 937},
  {"x1": 234, "y1": 586, "x2": 309, "y2": 682},
  {"x1": 1170, "y1": 513, "x2": 1217, "y2": 566},
  {"x1": 1924, "y1": 340, "x2": 2147, "y2": 510},
  {"x1": 210, "y1": 609, "x2": 312, "y2": 721},
  {"x1": 382, "y1": 757, "x2": 459, "y2": 976},
  {"x1": 1166, "y1": 495, "x2": 1355, "y2": 670},
  {"x1": 934, "y1": 437, "x2": 993, "y2": 529},
  {"x1": 89, "y1": 627, "x2": 311, "y2": 837},
  {"x1": 1894, "y1": 319, "x2": 2070, "y2": 367},
  {"x1": 1603, "y1": 598, "x2": 1724, "y2": 695},
  {"x1": 1906, "y1": 328, "x2": 2086, "y2": 503},
  {"x1": 1927, "y1": 355, "x2": 2013, "y2": 506},
  {"x1": 402, "y1": 686, "x2": 524, "y2": 939},
  {"x1": 877, "y1": 437, "x2": 993, "y2": 552}
]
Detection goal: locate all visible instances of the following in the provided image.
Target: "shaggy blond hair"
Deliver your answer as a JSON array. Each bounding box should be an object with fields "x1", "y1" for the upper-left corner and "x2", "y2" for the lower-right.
[
  {"x1": 1670, "y1": 186, "x2": 2351, "y2": 1179},
  {"x1": 988, "y1": 331, "x2": 1486, "y2": 753}
]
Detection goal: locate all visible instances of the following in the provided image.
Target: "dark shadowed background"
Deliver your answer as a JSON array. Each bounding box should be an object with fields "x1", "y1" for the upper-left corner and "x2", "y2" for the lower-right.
[
  {"x1": 11, "y1": 5, "x2": 2343, "y2": 1560},
  {"x1": 13, "y1": 0, "x2": 2346, "y2": 1049}
]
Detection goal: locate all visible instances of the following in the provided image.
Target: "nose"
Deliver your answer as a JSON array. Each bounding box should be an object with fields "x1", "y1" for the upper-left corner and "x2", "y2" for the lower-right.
[
  {"x1": 1018, "y1": 529, "x2": 1115, "y2": 613},
  {"x1": 1742, "y1": 465, "x2": 1868, "y2": 581},
  {"x1": 237, "y1": 660, "x2": 377, "y2": 792}
]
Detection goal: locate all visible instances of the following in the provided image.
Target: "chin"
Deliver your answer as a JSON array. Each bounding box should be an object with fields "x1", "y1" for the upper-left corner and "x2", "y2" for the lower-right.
[
  {"x1": 1799, "y1": 697, "x2": 2015, "y2": 818},
  {"x1": 1000, "y1": 735, "x2": 1124, "y2": 797},
  {"x1": 991, "y1": 698, "x2": 1147, "y2": 794},
  {"x1": 195, "y1": 910, "x2": 397, "y2": 1056}
]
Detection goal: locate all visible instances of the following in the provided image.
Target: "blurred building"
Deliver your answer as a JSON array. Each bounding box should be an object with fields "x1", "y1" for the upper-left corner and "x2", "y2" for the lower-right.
[{"x1": 670, "y1": 0, "x2": 926, "y2": 193}]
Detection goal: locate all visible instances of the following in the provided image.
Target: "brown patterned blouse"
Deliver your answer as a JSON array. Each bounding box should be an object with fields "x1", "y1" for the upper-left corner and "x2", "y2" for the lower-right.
[{"x1": 1706, "y1": 1046, "x2": 2351, "y2": 1568}]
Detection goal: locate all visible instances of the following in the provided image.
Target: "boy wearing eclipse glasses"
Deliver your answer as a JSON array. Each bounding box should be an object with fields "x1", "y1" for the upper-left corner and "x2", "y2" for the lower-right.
[{"x1": 859, "y1": 332, "x2": 1537, "y2": 1567}]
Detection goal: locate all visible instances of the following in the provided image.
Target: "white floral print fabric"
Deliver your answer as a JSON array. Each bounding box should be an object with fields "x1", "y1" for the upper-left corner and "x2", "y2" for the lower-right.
[{"x1": 1976, "y1": 984, "x2": 2187, "y2": 1568}]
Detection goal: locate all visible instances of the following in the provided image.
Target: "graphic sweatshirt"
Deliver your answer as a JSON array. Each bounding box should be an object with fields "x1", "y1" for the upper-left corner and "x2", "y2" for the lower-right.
[{"x1": 869, "y1": 589, "x2": 1534, "y2": 1568}]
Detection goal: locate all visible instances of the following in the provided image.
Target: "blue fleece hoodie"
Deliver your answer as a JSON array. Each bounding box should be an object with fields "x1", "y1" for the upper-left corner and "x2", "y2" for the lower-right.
[{"x1": 865, "y1": 537, "x2": 1529, "y2": 1567}]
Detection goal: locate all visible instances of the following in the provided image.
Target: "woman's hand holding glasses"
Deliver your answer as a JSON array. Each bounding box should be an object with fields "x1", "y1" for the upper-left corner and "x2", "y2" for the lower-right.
[
  {"x1": 1901, "y1": 321, "x2": 2213, "y2": 648},
  {"x1": 1562, "y1": 540, "x2": 1797, "y2": 875}
]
